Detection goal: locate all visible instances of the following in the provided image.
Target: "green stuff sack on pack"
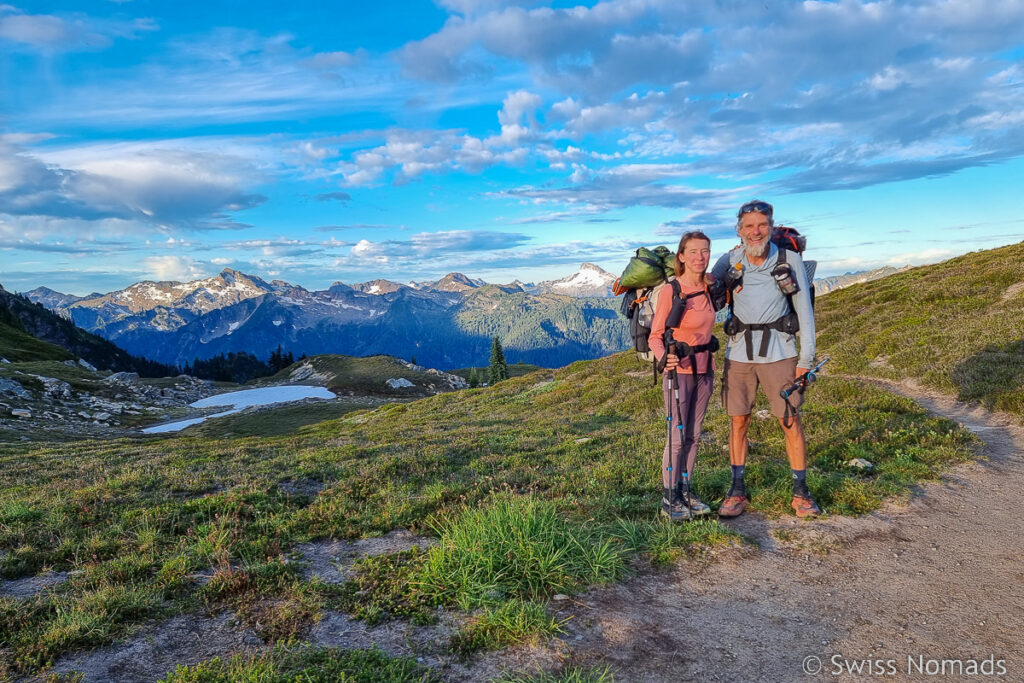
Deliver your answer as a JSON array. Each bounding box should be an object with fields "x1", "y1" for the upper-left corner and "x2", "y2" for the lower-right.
[{"x1": 618, "y1": 246, "x2": 674, "y2": 289}]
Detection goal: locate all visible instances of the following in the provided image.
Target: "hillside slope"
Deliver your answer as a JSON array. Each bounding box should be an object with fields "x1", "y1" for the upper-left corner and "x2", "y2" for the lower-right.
[
  {"x1": 815, "y1": 241, "x2": 1024, "y2": 418},
  {"x1": 0, "y1": 319, "x2": 75, "y2": 363}
]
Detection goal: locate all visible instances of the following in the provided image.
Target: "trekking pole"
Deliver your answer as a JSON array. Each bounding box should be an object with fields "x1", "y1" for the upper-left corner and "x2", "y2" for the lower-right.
[
  {"x1": 780, "y1": 356, "x2": 830, "y2": 399},
  {"x1": 671, "y1": 355, "x2": 693, "y2": 520},
  {"x1": 665, "y1": 367, "x2": 674, "y2": 516}
]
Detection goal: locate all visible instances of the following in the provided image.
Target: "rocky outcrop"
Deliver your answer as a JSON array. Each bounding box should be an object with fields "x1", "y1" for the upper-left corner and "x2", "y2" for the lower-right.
[
  {"x1": 0, "y1": 378, "x2": 31, "y2": 399},
  {"x1": 0, "y1": 365, "x2": 218, "y2": 440}
]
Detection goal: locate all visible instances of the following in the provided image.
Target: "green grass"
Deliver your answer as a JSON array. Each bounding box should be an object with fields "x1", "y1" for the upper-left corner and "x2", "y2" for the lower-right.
[
  {"x1": 417, "y1": 495, "x2": 626, "y2": 609},
  {"x1": 159, "y1": 645, "x2": 439, "y2": 682},
  {"x1": 816, "y1": 241, "x2": 1024, "y2": 419},
  {"x1": 183, "y1": 397, "x2": 392, "y2": 438},
  {"x1": 0, "y1": 351, "x2": 975, "y2": 675},
  {"x1": 450, "y1": 599, "x2": 565, "y2": 658},
  {"x1": 334, "y1": 548, "x2": 439, "y2": 626},
  {"x1": 0, "y1": 322, "x2": 75, "y2": 363},
  {"x1": 449, "y1": 362, "x2": 542, "y2": 381}
]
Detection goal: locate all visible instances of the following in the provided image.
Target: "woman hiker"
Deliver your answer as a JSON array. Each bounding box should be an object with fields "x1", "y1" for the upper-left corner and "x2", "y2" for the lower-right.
[{"x1": 649, "y1": 230, "x2": 718, "y2": 520}]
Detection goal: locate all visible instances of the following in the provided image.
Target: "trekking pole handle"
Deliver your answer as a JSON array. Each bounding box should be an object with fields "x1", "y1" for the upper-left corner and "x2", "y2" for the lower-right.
[{"x1": 779, "y1": 356, "x2": 830, "y2": 399}]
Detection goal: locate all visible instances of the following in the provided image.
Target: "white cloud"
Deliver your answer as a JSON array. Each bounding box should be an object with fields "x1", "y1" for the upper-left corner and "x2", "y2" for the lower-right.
[
  {"x1": 0, "y1": 6, "x2": 157, "y2": 51},
  {"x1": 0, "y1": 140, "x2": 265, "y2": 235},
  {"x1": 142, "y1": 255, "x2": 210, "y2": 282}
]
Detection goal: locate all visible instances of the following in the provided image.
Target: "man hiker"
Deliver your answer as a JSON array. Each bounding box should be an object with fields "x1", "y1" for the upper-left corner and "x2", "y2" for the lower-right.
[{"x1": 711, "y1": 199, "x2": 820, "y2": 518}]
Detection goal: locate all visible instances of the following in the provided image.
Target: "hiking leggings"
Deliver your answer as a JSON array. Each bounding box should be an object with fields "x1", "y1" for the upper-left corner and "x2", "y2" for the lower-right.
[{"x1": 661, "y1": 372, "x2": 714, "y2": 489}]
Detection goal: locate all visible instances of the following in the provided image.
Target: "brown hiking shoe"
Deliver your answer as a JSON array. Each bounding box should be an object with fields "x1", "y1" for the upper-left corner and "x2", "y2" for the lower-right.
[
  {"x1": 718, "y1": 495, "x2": 748, "y2": 518},
  {"x1": 791, "y1": 495, "x2": 821, "y2": 518}
]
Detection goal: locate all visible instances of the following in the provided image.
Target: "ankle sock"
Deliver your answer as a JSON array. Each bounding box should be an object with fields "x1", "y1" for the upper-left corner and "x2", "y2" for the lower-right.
[{"x1": 792, "y1": 469, "x2": 810, "y2": 497}]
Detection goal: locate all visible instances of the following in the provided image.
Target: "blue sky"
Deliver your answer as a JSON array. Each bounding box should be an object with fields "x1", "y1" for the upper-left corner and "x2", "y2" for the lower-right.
[{"x1": 2, "y1": 0, "x2": 1023, "y2": 295}]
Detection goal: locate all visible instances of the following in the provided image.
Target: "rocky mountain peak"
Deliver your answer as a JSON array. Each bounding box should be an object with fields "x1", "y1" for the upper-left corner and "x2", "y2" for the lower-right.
[
  {"x1": 433, "y1": 272, "x2": 484, "y2": 292},
  {"x1": 536, "y1": 263, "x2": 616, "y2": 297},
  {"x1": 352, "y1": 279, "x2": 406, "y2": 295}
]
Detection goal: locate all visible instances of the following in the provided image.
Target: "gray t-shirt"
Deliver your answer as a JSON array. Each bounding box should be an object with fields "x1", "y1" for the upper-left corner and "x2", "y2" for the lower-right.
[{"x1": 711, "y1": 243, "x2": 816, "y2": 368}]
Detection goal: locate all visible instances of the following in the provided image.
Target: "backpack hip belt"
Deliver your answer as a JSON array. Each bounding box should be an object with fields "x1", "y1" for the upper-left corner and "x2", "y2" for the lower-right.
[
  {"x1": 725, "y1": 313, "x2": 799, "y2": 361},
  {"x1": 665, "y1": 337, "x2": 720, "y2": 376}
]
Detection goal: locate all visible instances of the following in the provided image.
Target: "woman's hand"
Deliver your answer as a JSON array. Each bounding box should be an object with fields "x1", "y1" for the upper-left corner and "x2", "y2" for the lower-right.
[{"x1": 664, "y1": 353, "x2": 679, "y2": 371}]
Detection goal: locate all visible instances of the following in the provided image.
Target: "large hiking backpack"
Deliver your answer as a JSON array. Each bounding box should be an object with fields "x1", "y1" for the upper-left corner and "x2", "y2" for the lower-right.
[{"x1": 614, "y1": 246, "x2": 676, "y2": 364}]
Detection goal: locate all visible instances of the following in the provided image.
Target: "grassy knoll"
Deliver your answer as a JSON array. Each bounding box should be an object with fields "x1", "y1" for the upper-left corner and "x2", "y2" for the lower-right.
[
  {"x1": 0, "y1": 322, "x2": 74, "y2": 363},
  {"x1": 0, "y1": 352, "x2": 972, "y2": 678},
  {"x1": 815, "y1": 241, "x2": 1024, "y2": 418},
  {"x1": 264, "y1": 354, "x2": 459, "y2": 396}
]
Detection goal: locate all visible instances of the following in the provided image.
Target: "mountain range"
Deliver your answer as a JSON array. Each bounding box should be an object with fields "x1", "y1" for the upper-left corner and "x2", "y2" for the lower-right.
[{"x1": 23, "y1": 265, "x2": 624, "y2": 369}]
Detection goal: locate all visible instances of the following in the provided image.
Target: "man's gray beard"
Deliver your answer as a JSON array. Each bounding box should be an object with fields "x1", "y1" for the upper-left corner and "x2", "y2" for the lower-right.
[{"x1": 742, "y1": 238, "x2": 768, "y2": 258}]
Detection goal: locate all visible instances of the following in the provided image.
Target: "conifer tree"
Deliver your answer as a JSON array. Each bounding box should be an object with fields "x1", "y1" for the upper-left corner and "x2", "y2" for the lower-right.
[
  {"x1": 488, "y1": 336, "x2": 509, "y2": 384},
  {"x1": 468, "y1": 367, "x2": 480, "y2": 388}
]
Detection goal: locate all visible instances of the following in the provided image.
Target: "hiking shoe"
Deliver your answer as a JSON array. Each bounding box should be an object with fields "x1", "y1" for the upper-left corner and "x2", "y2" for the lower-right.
[
  {"x1": 674, "y1": 482, "x2": 711, "y2": 516},
  {"x1": 660, "y1": 495, "x2": 692, "y2": 522},
  {"x1": 718, "y1": 495, "x2": 749, "y2": 518},
  {"x1": 791, "y1": 495, "x2": 821, "y2": 519},
  {"x1": 685, "y1": 494, "x2": 712, "y2": 516}
]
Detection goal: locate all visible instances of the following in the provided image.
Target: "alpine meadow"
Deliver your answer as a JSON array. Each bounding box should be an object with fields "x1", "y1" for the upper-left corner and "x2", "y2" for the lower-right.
[{"x1": 2, "y1": 242, "x2": 1022, "y2": 681}]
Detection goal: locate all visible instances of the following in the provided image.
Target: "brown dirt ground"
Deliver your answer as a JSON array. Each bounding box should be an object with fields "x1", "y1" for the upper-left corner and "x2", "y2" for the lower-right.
[{"x1": 34, "y1": 378, "x2": 1024, "y2": 682}]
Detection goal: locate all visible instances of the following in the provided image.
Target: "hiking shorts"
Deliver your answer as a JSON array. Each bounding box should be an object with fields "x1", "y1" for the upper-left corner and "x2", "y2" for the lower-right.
[{"x1": 723, "y1": 357, "x2": 803, "y2": 418}]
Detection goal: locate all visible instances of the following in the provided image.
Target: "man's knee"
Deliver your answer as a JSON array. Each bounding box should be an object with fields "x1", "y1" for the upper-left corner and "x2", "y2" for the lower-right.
[{"x1": 731, "y1": 414, "x2": 751, "y2": 431}]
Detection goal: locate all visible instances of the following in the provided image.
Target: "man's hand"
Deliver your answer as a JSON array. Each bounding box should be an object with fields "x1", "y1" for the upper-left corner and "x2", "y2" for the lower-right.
[
  {"x1": 665, "y1": 353, "x2": 679, "y2": 371},
  {"x1": 796, "y1": 367, "x2": 808, "y2": 381}
]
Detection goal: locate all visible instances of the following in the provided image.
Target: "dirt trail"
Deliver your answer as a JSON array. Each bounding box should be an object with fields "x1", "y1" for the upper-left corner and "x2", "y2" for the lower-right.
[
  {"x1": 516, "y1": 378, "x2": 1024, "y2": 681},
  {"x1": 39, "y1": 379, "x2": 1024, "y2": 682}
]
